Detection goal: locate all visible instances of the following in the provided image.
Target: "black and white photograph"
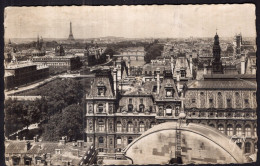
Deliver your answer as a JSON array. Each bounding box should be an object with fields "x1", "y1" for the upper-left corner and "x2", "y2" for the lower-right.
[{"x1": 3, "y1": 4, "x2": 257, "y2": 165}]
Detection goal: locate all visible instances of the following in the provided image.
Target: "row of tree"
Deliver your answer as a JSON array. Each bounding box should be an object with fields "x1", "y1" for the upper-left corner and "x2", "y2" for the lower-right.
[{"x1": 5, "y1": 78, "x2": 85, "y2": 141}]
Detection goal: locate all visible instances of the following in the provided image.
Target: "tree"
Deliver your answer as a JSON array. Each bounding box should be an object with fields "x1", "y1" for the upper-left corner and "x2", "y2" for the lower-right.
[{"x1": 144, "y1": 43, "x2": 164, "y2": 63}]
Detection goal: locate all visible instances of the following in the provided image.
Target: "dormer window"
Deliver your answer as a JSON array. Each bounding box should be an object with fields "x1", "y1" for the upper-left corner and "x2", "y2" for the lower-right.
[
  {"x1": 180, "y1": 70, "x2": 186, "y2": 77},
  {"x1": 166, "y1": 88, "x2": 174, "y2": 97},
  {"x1": 139, "y1": 104, "x2": 145, "y2": 112},
  {"x1": 97, "y1": 81, "x2": 106, "y2": 96}
]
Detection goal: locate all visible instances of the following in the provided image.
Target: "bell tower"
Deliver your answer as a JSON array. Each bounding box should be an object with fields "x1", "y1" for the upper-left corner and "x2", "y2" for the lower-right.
[{"x1": 212, "y1": 31, "x2": 223, "y2": 74}]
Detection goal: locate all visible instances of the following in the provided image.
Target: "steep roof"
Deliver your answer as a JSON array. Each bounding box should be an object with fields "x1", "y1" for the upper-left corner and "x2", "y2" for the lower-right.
[{"x1": 187, "y1": 79, "x2": 256, "y2": 90}]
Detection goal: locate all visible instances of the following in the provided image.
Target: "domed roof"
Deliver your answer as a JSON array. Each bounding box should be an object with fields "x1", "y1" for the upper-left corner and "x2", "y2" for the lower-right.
[{"x1": 123, "y1": 122, "x2": 247, "y2": 164}]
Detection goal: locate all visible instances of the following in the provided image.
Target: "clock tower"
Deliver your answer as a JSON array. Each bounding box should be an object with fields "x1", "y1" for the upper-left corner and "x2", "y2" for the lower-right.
[{"x1": 212, "y1": 32, "x2": 223, "y2": 74}]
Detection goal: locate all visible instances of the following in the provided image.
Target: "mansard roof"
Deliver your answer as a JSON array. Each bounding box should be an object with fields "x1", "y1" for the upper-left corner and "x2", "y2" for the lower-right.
[
  {"x1": 87, "y1": 69, "x2": 115, "y2": 98},
  {"x1": 187, "y1": 79, "x2": 256, "y2": 90}
]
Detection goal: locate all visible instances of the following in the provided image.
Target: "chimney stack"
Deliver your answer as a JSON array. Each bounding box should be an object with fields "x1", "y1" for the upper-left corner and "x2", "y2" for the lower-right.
[
  {"x1": 16, "y1": 136, "x2": 19, "y2": 141},
  {"x1": 23, "y1": 136, "x2": 26, "y2": 141},
  {"x1": 156, "y1": 68, "x2": 160, "y2": 94},
  {"x1": 113, "y1": 68, "x2": 118, "y2": 97},
  {"x1": 203, "y1": 64, "x2": 207, "y2": 75},
  {"x1": 189, "y1": 55, "x2": 193, "y2": 77},
  {"x1": 176, "y1": 69, "x2": 180, "y2": 91},
  {"x1": 241, "y1": 54, "x2": 245, "y2": 74}
]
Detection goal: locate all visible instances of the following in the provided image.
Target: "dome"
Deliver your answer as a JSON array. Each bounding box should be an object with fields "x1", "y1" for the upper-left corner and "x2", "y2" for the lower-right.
[{"x1": 123, "y1": 122, "x2": 247, "y2": 165}]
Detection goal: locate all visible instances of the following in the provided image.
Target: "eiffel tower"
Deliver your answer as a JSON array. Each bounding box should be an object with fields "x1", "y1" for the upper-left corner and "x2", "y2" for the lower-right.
[{"x1": 68, "y1": 22, "x2": 75, "y2": 41}]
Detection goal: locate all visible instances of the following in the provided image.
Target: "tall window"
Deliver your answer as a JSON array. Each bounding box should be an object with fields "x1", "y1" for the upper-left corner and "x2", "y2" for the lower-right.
[
  {"x1": 218, "y1": 124, "x2": 224, "y2": 133},
  {"x1": 139, "y1": 122, "x2": 145, "y2": 132},
  {"x1": 127, "y1": 122, "x2": 133, "y2": 132},
  {"x1": 245, "y1": 142, "x2": 251, "y2": 153},
  {"x1": 116, "y1": 121, "x2": 122, "y2": 132},
  {"x1": 140, "y1": 98, "x2": 143, "y2": 104},
  {"x1": 227, "y1": 124, "x2": 233, "y2": 136},
  {"x1": 209, "y1": 99, "x2": 214, "y2": 107},
  {"x1": 236, "y1": 124, "x2": 242, "y2": 136},
  {"x1": 245, "y1": 125, "x2": 251, "y2": 137},
  {"x1": 117, "y1": 137, "x2": 121, "y2": 145},
  {"x1": 244, "y1": 99, "x2": 249, "y2": 107},
  {"x1": 98, "y1": 104, "x2": 103, "y2": 113},
  {"x1": 128, "y1": 137, "x2": 133, "y2": 144},
  {"x1": 99, "y1": 137, "x2": 104, "y2": 144},
  {"x1": 226, "y1": 99, "x2": 232, "y2": 108},
  {"x1": 139, "y1": 104, "x2": 145, "y2": 112},
  {"x1": 128, "y1": 104, "x2": 133, "y2": 112},
  {"x1": 98, "y1": 120, "x2": 105, "y2": 132}
]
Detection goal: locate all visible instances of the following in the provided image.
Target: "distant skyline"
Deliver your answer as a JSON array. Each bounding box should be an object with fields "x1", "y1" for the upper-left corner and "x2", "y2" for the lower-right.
[{"x1": 4, "y1": 4, "x2": 256, "y2": 39}]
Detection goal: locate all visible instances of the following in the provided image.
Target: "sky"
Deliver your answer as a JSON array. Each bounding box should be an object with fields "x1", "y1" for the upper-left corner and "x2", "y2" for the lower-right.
[{"x1": 4, "y1": 4, "x2": 256, "y2": 39}]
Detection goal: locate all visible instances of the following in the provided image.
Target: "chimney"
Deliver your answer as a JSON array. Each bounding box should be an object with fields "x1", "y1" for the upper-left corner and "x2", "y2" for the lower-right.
[
  {"x1": 176, "y1": 69, "x2": 180, "y2": 91},
  {"x1": 241, "y1": 54, "x2": 245, "y2": 74},
  {"x1": 113, "y1": 68, "x2": 118, "y2": 97},
  {"x1": 189, "y1": 55, "x2": 193, "y2": 77},
  {"x1": 156, "y1": 68, "x2": 160, "y2": 94},
  {"x1": 16, "y1": 136, "x2": 19, "y2": 141},
  {"x1": 171, "y1": 57, "x2": 174, "y2": 75},
  {"x1": 23, "y1": 136, "x2": 26, "y2": 141},
  {"x1": 203, "y1": 64, "x2": 207, "y2": 75},
  {"x1": 33, "y1": 136, "x2": 37, "y2": 142}
]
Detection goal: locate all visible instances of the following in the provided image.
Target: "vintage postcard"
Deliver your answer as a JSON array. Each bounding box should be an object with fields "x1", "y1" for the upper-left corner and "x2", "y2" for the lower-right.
[{"x1": 4, "y1": 4, "x2": 257, "y2": 165}]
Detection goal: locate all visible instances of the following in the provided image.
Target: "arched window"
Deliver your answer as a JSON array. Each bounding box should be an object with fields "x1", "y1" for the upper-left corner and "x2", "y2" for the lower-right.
[
  {"x1": 99, "y1": 137, "x2": 104, "y2": 144},
  {"x1": 128, "y1": 104, "x2": 133, "y2": 112},
  {"x1": 245, "y1": 142, "x2": 251, "y2": 153},
  {"x1": 139, "y1": 122, "x2": 145, "y2": 132},
  {"x1": 139, "y1": 104, "x2": 145, "y2": 112},
  {"x1": 98, "y1": 120, "x2": 105, "y2": 132},
  {"x1": 128, "y1": 137, "x2": 133, "y2": 144},
  {"x1": 218, "y1": 124, "x2": 224, "y2": 133},
  {"x1": 227, "y1": 124, "x2": 233, "y2": 136},
  {"x1": 116, "y1": 137, "x2": 121, "y2": 145},
  {"x1": 245, "y1": 125, "x2": 251, "y2": 137},
  {"x1": 127, "y1": 122, "x2": 133, "y2": 132},
  {"x1": 98, "y1": 104, "x2": 103, "y2": 113},
  {"x1": 116, "y1": 121, "x2": 122, "y2": 132},
  {"x1": 209, "y1": 124, "x2": 215, "y2": 128},
  {"x1": 150, "y1": 122, "x2": 156, "y2": 128},
  {"x1": 236, "y1": 124, "x2": 242, "y2": 136}
]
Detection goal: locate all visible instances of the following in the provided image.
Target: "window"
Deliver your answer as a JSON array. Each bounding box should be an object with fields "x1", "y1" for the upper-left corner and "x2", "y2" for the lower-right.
[
  {"x1": 236, "y1": 124, "x2": 242, "y2": 136},
  {"x1": 244, "y1": 99, "x2": 249, "y2": 107},
  {"x1": 98, "y1": 87, "x2": 106, "y2": 96},
  {"x1": 166, "y1": 89, "x2": 174, "y2": 97},
  {"x1": 98, "y1": 120, "x2": 105, "y2": 132},
  {"x1": 209, "y1": 99, "x2": 213, "y2": 103},
  {"x1": 245, "y1": 142, "x2": 251, "y2": 153},
  {"x1": 117, "y1": 137, "x2": 121, "y2": 145},
  {"x1": 192, "y1": 99, "x2": 196, "y2": 103},
  {"x1": 127, "y1": 122, "x2": 133, "y2": 132},
  {"x1": 150, "y1": 122, "x2": 155, "y2": 128},
  {"x1": 139, "y1": 122, "x2": 145, "y2": 132},
  {"x1": 235, "y1": 92, "x2": 239, "y2": 96},
  {"x1": 98, "y1": 137, "x2": 104, "y2": 144},
  {"x1": 227, "y1": 124, "x2": 233, "y2": 136},
  {"x1": 209, "y1": 124, "x2": 215, "y2": 128},
  {"x1": 140, "y1": 98, "x2": 143, "y2": 104},
  {"x1": 166, "y1": 105, "x2": 172, "y2": 116},
  {"x1": 128, "y1": 104, "x2": 133, "y2": 112},
  {"x1": 129, "y1": 98, "x2": 132, "y2": 104},
  {"x1": 218, "y1": 92, "x2": 222, "y2": 96},
  {"x1": 139, "y1": 104, "x2": 145, "y2": 112},
  {"x1": 116, "y1": 122, "x2": 122, "y2": 132},
  {"x1": 245, "y1": 125, "x2": 251, "y2": 137},
  {"x1": 227, "y1": 99, "x2": 232, "y2": 108},
  {"x1": 200, "y1": 92, "x2": 204, "y2": 95},
  {"x1": 218, "y1": 124, "x2": 224, "y2": 133},
  {"x1": 98, "y1": 104, "x2": 103, "y2": 113},
  {"x1": 128, "y1": 137, "x2": 133, "y2": 144},
  {"x1": 180, "y1": 70, "x2": 186, "y2": 77}
]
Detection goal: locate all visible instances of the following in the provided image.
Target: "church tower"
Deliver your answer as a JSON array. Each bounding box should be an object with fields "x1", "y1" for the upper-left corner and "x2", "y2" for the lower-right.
[
  {"x1": 212, "y1": 32, "x2": 223, "y2": 74},
  {"x1": 68, "y1": 22, "x2": 75, "y2": 41}
]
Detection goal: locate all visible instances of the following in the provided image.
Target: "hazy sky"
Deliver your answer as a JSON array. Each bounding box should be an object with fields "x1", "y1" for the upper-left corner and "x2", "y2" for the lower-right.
[{"x1": 4, "y1": 4, "x2": 256, "y2": 39}]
